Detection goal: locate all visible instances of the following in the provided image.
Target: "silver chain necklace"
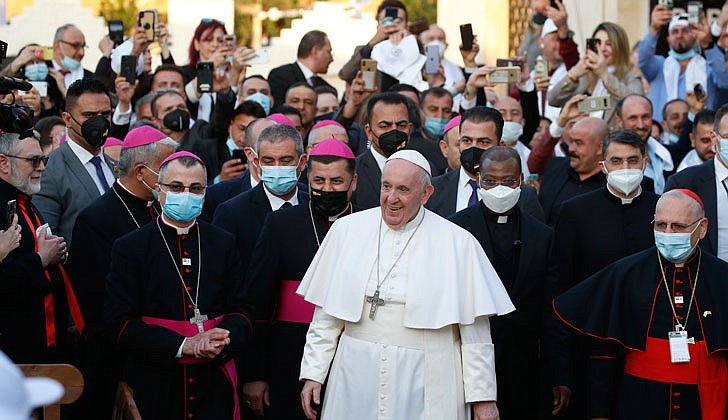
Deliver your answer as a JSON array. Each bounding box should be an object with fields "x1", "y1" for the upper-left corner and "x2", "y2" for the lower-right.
[
  {"x1": 156, "y1": 218, "x2": 207, "y2": 333},
  {"x1": 112, "y1": 184, "x2": 141, "y2": 229},
  {"x1": 366, "y1": 212, "x2": 425, "y2": 320}
]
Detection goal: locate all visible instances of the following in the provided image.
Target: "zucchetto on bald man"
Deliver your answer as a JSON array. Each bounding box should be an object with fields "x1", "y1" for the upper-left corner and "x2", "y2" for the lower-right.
[{"x1": 385, "y1": 150, "x2": 431, "y2": 176}]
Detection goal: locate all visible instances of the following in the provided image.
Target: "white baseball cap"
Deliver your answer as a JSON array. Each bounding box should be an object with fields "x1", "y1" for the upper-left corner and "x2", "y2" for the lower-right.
[
  {"x1": 541, "y1": 18, "x2": 558, "y2": 38},
  {"x1": 669, "y1": 13, "x2": 690, "y2": 32},
  {"x1": 0, "y1": 351, "x2": 64, "y2": 420}
]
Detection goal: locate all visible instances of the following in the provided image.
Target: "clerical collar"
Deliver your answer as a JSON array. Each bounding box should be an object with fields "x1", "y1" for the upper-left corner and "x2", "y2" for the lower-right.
[
  {"x1": 606, "y1": 184, "x2": 642, "y2": 205},
  {"x1": 160, "y1": 213, "x2": 196, "y2": 235},
  {"x1": 385, "y1": 206, "x2": 425, "y2": 233},
  {"x1": 116, "y1": 180, "x2": 155, "y2": 206},
  {"x1": 328, "y1": 203, "x2": 351, "y2": 222}
]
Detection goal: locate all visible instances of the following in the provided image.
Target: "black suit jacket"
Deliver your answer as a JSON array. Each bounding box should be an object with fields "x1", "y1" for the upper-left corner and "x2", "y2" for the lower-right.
[
  {"x1": 268, "y1": 63, "x2": 334, "y2": 112},
  {"x1": 538, "y1": 157, "x2": 606, "y2": 226},
  {"x1": 449, "y1": 205, "x2": 567, "y2": 392},
  {"x1": 200, "y1": 170, "x2": 253, "y2": 222},
  {"x1": 665, "y1": 158, "x2": 720, "y2": 256},
  {"x1": 350, "y1": 150, "x2": 382, "y2": 210},
  {"x1": 211, "y1": 183, "x2": 309, "y2": 273},
  {"x1": 426, "y1": 169, "x2": 545, "y2": 221}
]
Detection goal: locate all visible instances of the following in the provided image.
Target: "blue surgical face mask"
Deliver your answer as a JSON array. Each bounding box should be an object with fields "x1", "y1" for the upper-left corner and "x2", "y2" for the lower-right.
[
  {"x1": 260, "y1": 157, "x2": 301, "y2": 196},
  {"x1": 654, "y1": 222, "x2": 700, "y2": 262},
  {"x1": 718, "y1": 138, "x2": 728, "y2": 165},
  {"x1": 142, "y1": 165, "x2": 159, "y2": 201},
  {"x1": 62, "y1": 55, "x2": 81, "y2": 71},
  {"x1": 665, "y1": 132, "x2": 679, "y2": 144},
  {"x1": 424, "y1": 116, "x2": 449, "y2": 139},
  {"x1": 24, "y1": 63, "x2": 49, "y2": 81},
  {"x1": 668, "y1": 49, "x2": 696, "y2": 61},
  {"x1": 162, "y1": 191, "x2": 203, "y2": 222},
  {"x1": 246, "y1": 92, "x2": 271, "y2": 115}
]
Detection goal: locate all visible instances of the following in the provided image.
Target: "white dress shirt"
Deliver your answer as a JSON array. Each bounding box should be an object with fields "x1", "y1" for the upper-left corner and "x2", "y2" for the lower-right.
[
  {"x1": 65, "y1": 138, "x2": 115, "y2": 194},
  {"x1": 456, "y1": 167, "x2": 478, "y2": 213},
  {"x1": 714, "y1": 157, "x2": 728, "y2": 262},
  {"x1": 51, "y1": 59, "x2": 84, "y2": 89},
  {"x1": 263, "y1": 184, "x2": 299, "y2": 210},
  {"x1": 371, "y1": 148, "x2": 387, "y2": 172},
  {"x1": 297, "y1": 60, "x2": 316, "y2": 85}
]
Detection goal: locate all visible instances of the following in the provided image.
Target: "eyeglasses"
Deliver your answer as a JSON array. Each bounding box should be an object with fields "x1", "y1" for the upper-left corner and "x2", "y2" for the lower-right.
[
  {"x1": 58, "y1": 40, "x2": 88, "y2": 51},
  {"x1": 201, "y1": 18, "x2": 225, "y2": 25},
  {"x1": 159, "y1": 182, "x2": 206, "y2": 195},
  {"x1": 479, "y1": 177, "x2": 521, "y2": 189},
  {"x1": 3, "y1": 154, "x2": 49, "y2": 168},
  {"x1": 652, "y1": 218, "x2": 702, "y2": 233}
]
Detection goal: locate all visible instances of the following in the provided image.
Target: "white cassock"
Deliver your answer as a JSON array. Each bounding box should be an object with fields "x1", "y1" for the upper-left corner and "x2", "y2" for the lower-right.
[{"x1": 298, "y1": 207, "x2": 515, "y2": 420}]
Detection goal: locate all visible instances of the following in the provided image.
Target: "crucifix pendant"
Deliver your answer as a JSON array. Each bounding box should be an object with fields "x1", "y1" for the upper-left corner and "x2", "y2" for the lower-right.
[
  {"x1": 190, "y1": 307, "x2": 208, "y2": 333},
  {"x1": 366, "y1": 289, "x2": 385, "y2": 320}
]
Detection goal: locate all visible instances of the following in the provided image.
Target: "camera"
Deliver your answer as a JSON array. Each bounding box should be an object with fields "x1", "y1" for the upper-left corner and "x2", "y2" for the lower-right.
[{"x1": 0, "y1": 77, "x2": 35, "y2": 137}]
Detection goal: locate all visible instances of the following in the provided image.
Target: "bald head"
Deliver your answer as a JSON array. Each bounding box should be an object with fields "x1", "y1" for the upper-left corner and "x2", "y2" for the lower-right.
[
  {"x1": 658, "y1": 190, "x2": 705, "y2": 221},
  {"x1": 568, "y1": 118, "x2": 608, "y2": 175},
  {"x1": 494, "y1": 96, "x2": 523, "y2": 123},
  {"x1": 244, "y1": 118, "x2": 275, "y2": 148},
  {"x1": 307, "y1": 124, "x2": 348, "y2": 152}
]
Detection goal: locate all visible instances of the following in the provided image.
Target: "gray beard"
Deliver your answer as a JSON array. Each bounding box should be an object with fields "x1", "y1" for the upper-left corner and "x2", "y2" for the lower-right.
[{"x1": 10, "y1": 162, "x2": 41, "y2": 196}]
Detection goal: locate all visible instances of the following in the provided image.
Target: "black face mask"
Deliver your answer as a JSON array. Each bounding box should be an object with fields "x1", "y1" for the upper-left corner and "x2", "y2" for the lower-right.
[
  {"x1": 71, "y1": 114, "x2": 109, "y2": 148},
  {"x1": 459, "y1": 146, "x2": 485, "y2": 174},
  {"x1": 163, "y1": 109, "x2": 191, "y2": 132},
  {"x1": 532, "y1": 12, "x2": 548, "y2": 25},
  {"x1": 375, "y1": 129, "x2": 408, "y2": 157},
  {"x1": 310, "y1": 187, "x2": 350, "y2": 217}
]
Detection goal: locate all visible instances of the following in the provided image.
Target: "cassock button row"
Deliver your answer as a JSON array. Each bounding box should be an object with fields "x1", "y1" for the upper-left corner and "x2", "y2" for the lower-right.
[
  {"x1": 676, "y1": 280, "x2": 683, "y2": 284},
  {"x1": 185, "y1": 269, "x2": 192, "y2": 273},
  {"x1": 188, "y1": 304, "x2": 194, "y2": 309},
  {"x1": 673, "y1": 405, "x2": 680, "y2": 410},
  {"x1": 188, "y1": 378, "x2": 195, "y2": 383},
  {"x1": 186, "y1": 286, "x2": 192, "y2": 291},
  {"x1": 674, "y1": 392, "x2": 681, "y2": 397},
  {"x1": 189, "y1": 396, "x2": 195, "y2": 401}
]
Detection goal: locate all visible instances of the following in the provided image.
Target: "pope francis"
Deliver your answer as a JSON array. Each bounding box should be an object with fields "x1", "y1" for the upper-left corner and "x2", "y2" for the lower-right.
[{"x1": 297, "y1": 150, "x2": 515, "y2": 420}]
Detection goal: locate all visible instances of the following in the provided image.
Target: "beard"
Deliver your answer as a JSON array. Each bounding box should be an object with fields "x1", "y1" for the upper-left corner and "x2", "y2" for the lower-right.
[
  {"x1": 672, "y1": 42, "x2": 692, "y2": 54},
  {"x1": 10, "y1": 162, "x2": 41, "y2": 196}
]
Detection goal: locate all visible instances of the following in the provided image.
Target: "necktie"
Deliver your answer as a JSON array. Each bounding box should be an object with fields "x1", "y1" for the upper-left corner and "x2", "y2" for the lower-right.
[
  {"x1": 281, "y1": 202, "x2": 293, "y2": 209},
  {"x1": 468, "y1": 179, "x2": 479, "y2": 207},
  {"x1": 90, "y1": 156, "x2": 110, "y2": 192},
  {"x1": 308, "y1": 75, "x2": 319, "y2": 87}
]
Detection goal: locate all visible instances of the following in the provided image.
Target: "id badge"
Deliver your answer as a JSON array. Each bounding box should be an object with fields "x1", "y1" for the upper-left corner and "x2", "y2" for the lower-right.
[{"x1": 668, "y1": 330, "x2": 691, "y2": 363}]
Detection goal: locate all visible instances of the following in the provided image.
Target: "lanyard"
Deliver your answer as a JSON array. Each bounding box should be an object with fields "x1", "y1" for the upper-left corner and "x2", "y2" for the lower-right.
[{"x1": 656, "y1": 249, "x2": 701, "y2": 332}]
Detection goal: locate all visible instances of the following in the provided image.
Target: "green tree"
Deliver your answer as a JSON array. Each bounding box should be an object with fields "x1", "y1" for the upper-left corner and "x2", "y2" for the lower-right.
[
  {"x1": 400, "y1": 0, "x2": 437, "y2": 24},
  {"x1": 98, "y1": 0, "x2": 139, "y2": 36}
]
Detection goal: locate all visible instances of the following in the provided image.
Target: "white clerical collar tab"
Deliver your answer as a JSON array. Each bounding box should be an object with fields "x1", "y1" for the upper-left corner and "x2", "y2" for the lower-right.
[
  {"x1": 161, "y1": 213, "x2": 195, "y2": 235},
  {"x1": 497, "y1": 216, "x2": 508, "y2": 224}
]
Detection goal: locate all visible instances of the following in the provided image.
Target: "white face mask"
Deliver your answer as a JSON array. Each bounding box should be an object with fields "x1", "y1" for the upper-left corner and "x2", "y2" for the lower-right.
[
  {"x1": 425, "y1": 40, "x2": 446, "y2": 57},
  {"x1": 501, "y1": 121, "x2": 523, "y2": 145},
  {"x1": 478, "y1": 185, "x2": 521, "y2": 214},
  {"x1": 605, "y1": 167, "x2": 643, "y2": 196}
]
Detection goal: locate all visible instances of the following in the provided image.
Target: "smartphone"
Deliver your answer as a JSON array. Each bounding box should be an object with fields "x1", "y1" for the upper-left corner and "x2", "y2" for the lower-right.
[
  {"x1": 658, "y1": 0, "x2": 673, "y2": 10},
  {"x1": 425, "y1": 45, "x2": 440, "y2": 75},
  {"x1": 694, "y1": 83, "x2": 705, "y2": 101},
  {"x1": 586, "y1": 38, "x2": 600, "y2": 53},
  {"x1": 121, "y1": 55, "x2": 137, "y2": 84},
  {"x1": 0, "y1": 40, "x2": 6, "y2": 61},
  {"x1": 197, "y1": 62, "x2": 213, "y2": 93},
  {"x1": 360, "y1": 59, "x2": 377, "y2": 91},
  {"x1": 231, "y1": 149, "x2": 248, "y2": 164},
  {"x1": 6, "y1": 199, "x2": 16, "y2": 227},
  {"x1": 687, "y1": 1, "x2": 702, "y2": 24},
  {"x1": 577, "y1": 96, "x2": 612, "y2": 113},
  {"x1": 496, "y1": 58, "x2": 524, "y2": 71},
  {"x1": 30, "y1": 81, "x2": 48, "y2": 97},
  {"x1": 384, "y1": 7, "x2": 398, "y2": 25},
  {"x1": 108, "y1": 20, "x2": 124, "y2": 46},
  {"x1": 526, "y1": 174, "x2": 539, "y2": 183},
  {"x1": 245, "y1": 49, "x2": 269, "y2": 65},
  {"x1": 534, "y1": 56, "x2": 548, "y2": 77},
  {"x1": 490, "y1": 67, "x2": 521, "y2": 84},
  {"x1": 138, "y1": 10, "x2": 157, "y2": 40},
  {"x1": 34, "y1": 46, "x2": 53, "y2": 61},
  {"x1": 460, "y1": 24, "x2": 474, "y2": 51}
]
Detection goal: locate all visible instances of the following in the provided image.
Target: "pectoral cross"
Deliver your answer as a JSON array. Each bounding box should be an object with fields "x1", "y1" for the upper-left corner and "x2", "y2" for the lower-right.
[
  {"x1": 366, "y1": 289, "x2": 385, "y2": 320},
  {"x1": 190, "y1": 307, "x2": 208, "y2": 333}
]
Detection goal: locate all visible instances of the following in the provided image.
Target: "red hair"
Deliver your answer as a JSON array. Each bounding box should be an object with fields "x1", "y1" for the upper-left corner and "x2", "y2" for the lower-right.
[{"x1": 187, "y1": 20, "x2": 227, "y2": 68}]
